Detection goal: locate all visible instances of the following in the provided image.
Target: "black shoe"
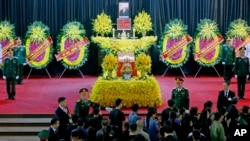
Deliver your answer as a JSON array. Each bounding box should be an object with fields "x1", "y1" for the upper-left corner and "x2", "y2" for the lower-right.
[{"x1": 10, "y1": 97, "x2": 15, "y2": 100}]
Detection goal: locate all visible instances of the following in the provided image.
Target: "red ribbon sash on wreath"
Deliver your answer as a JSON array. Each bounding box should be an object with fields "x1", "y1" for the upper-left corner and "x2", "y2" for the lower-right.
[
  {"x1": 235, "y1": 37, "x2": 250, "y2": 57},
  {"x1": 161, "y1": 35, "x2": 192, "y2": 59},
  {"x1": 2, "y1": 41, "x2": 16, "y2": 58},
  {"x1": 55, "y1": 38, "x2": 89, "y2": 61},
  {"x1": 194, "y1": 35, "x2": 224, "y2": 61},
  {"x1": 27, "y1": 37, "x2": 53, "y2": 61}
]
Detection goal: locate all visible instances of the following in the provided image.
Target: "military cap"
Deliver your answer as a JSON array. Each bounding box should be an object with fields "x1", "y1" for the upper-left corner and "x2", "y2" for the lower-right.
[
  {"x1": 175, "y1": 77, "x2": 184, "y2": 83},
  {"x1": 38, "y1": 130, "x2": 49, "y2": 139},
  {"x1": 239, "y1": 46, "x2": 246, "y2": 51}
]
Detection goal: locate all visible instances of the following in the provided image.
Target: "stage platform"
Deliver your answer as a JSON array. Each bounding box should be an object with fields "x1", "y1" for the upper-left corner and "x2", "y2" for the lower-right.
[{"x1": 0, "y1": 75, "x2": 249, "y2": 115}]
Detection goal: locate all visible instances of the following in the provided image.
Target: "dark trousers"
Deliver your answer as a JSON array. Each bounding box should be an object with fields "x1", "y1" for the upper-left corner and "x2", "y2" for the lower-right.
[
  {"x1": 6, "y1": 78, "x2": 16, "y2": 98},
  {"x1": 18, "y1": 64, "x2": 23, "y2": 84},
  {"x1": 223, "y1": 64, "x2": 234, "y2": 83},
  {"x1": 237, "y1": 76, "x2": 246, "y2": 98}
]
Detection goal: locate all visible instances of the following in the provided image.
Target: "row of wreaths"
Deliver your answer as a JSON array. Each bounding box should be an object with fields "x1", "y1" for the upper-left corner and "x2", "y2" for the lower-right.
[{"x1": 0, "y1": 18, "x2": 250, "y2": 69}]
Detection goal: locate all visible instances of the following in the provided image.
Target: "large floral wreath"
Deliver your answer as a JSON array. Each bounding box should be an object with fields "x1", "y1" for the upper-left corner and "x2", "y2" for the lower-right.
[
  {"x1": 193, "y1": 19, "x2": 223, "y2": 67},
  {"x1": 56, "y1": 21, "x2": 89, "y2": 70},
  {"x1": 0, "y1": 21, "x2": 16, "y2": 67},
  {"x1": 226, "y1": 19, "x2": 250, "y2": 56},
  {"x1": 159, "y1": 19, "x2": 192, "y2": 68},
  {"x1": 25, "y1": 21, "x2": 53, "y2": 69}
]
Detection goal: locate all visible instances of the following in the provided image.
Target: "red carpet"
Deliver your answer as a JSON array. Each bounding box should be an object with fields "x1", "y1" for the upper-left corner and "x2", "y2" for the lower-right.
[{"x1": 0, "y1": 75, "x2": 249, "y2": 114}]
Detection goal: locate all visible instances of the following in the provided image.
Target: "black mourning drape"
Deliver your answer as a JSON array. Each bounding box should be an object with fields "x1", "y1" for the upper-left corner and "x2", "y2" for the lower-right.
[{"x1": 1, "y1": 0, "x2": 249, "y2": 75}]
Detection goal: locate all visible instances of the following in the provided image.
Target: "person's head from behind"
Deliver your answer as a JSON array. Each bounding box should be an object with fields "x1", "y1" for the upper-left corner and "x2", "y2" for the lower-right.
[
  {"x1": 136, "y1": 119, "x2": 144, "y2": 130},
  {"x1": 192, "y1": 130, "x2": 201, "y2": 141},
  {"x1": 214, "y1": 112, "x2": 223, "y2": 122},
  {"x1": 131, "y1": 103, "x2": 139, "y2": 113},
  {"x1": 203, "y1": 100, "x2": 213, "y2": 112},
  {"x1": 77, "y1": 118, "x2": 85, "y2": 127},
  {"x1": 168, "y1": 99, "x2": 175, "y2": 108},
  {"x1": 115, "y1": 98, "x2": 122, "y2": 108},
  {"x1": 58, "y1": 97, "x2": 67, "y2": 107},
  {"x1": 129, "y1": 123, "x2": 137, "y2": 133},
  {"x1": 71, "y1": 130, "x2": 79, "y2": 141}
]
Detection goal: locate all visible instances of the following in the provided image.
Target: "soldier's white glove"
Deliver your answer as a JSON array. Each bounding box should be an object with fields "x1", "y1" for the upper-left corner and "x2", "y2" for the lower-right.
[
  {"x1": 235, "y1": 75, "x2": 237, "y2": 78},
  {"x1": 247, "y1": 75, "x2": 249, "y2": 78},
  {"x1": 3, "y1": 76, "x2": 6, "y2": 79},
  {"x1": 222, "y1": 62, "x2": 225, "y2": 65},
  {"x1": 16, "y1": 76, "x2": 19, "y2": 79}
]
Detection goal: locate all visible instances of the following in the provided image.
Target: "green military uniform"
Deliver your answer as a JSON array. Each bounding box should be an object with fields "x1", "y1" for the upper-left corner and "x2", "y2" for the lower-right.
[
  {"x1": 234, "y1": 55, "x2": 249, "y2": 98},
  {"x1": 74, "y1": 99, "x2": 92, "y2": 121},
  {"x1": 221, "y1": 44, "x2": 235, "y2": 83},
  {"x1": 3, "y1": 56, "x2": 19, "y2": 99},
  {"x1": 171, "y1": 87, "x2": 189, "y2": 110},
  {"x1": 14, "y1": 46, "x2": 26, "y2": 84}
]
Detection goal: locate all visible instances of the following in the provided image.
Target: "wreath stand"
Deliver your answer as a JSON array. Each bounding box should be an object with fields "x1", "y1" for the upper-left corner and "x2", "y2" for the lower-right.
[
  {"x1": 161, "y1": 66, "x2": 186, "y2": 78},
  {"x1": 59, "y1": 68, "x2": 85, "y2": 79},
  {"x1": 26, "y1": 68, "x2": 52, "y2": 79},
  {"x1": 194, "y1": 66, "x2": 221, "y2": 78}
]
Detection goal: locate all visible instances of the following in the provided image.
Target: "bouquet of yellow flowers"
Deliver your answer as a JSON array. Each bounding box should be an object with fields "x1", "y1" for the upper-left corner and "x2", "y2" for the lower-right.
[
  {"x1": 102, "y1": 54, "x2": 118, "y2": 71},
  {"x1": 133, "y1": 10, "x2": 153, "y2": 35},
  {"x1": 135, "y1": 53, "x2": 152, "y2": 72},
  {"x1": 92, "y1": 12, "x2": 112, "y2": 36}
]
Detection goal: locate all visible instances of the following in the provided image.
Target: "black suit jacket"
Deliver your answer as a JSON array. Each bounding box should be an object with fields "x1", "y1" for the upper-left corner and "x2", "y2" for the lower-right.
[
  {"x1": 48, "y1": 127, "x2": 59, "y2": 141},
  {"x1": 55, "y1": 107, "x2": 70, "y2": 138},
  {"x1": 217, "y1": 90, "x2": 235, "y2": 111}
]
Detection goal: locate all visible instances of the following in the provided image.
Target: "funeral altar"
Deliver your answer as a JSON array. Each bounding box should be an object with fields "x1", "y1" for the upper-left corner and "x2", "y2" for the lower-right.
[{"x1": 89, "y1": 11, "x2": 162, "y2": 107}]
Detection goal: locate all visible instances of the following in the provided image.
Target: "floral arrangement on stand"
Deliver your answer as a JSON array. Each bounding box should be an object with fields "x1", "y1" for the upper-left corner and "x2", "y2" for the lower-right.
[
  {"x1": 101, "y1": 53, "x2": 118, "y2": 79},
  {"x1": 193, "y1": 19, "x2": 223, "y2": 67},
  {"x1": 135, "y1": 53, "x2": 152, "y2": 79},
  {"x1": 92, "y1": 11, "x2": 112, "y2": 36},
  {"x1": 226, "y1": 19, "x2": 250, "y2": 56},
  {"x1": 0, "y1": 21, "x2": 16, "y2": 67},
  {"x1": 133, "y1": 10, "x2": 153, "y2": 36},
  {"x1": 56, "y1": 21, "x2": 89, "y2": 69},
  {"x1": 25, "y1": 21, "x2": 53, "y2": 69},
  {"x1": 159, "y1": 19, "x2": 192, "y2": 68}
]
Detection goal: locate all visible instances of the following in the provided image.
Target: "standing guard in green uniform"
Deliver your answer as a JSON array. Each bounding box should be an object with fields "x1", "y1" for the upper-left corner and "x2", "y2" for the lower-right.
[
  {"x1": 14, "y1": 37, "x2": 26, "y2": 84},
  {"x1": 74, "y1": 88, "x2": 92, "y2": 122},
  {"x1": 171, "y1": 77, "x2": 190, "y2": 110},
  {"x1": 3, "y1": 48, "x2": 19, "y2": 100},
  {"x1": 221, "y1": 38, "x2": 235, "y2": 84},
  {"x1": 234, "y1": 46, "x2": 249, "y2": 99}
]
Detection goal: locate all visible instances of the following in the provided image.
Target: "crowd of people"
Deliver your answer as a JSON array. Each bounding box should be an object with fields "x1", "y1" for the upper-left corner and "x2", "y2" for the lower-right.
[{"x1": 37, "y1": 80, "x2": 249, "y2": 141}]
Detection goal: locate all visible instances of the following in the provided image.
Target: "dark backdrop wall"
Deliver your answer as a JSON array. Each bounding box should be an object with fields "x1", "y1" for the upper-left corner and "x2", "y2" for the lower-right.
[{"x1": 1, "y1": 0, "x2": 249, "y2": 76}]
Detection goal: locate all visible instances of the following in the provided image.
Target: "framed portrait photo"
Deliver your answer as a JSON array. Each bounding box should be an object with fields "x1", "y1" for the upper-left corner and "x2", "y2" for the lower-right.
[{"x1": 119, "y1": 2, "x2": 129, "y2": 18}]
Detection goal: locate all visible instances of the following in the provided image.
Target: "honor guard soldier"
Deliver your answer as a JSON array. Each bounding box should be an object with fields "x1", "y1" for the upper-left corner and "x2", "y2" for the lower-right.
[
  {"x1": 234, "y1": 46, "x2": 249, "y2": 99},
  {"x1": 74, "y1": 88, "x2": 92, "y2": 122},
  {"x1": 14, "y1": 37, "x2": 26, "y2": 84},
  {"x1": 171, "y1": 77, "x2": 190, "y2": 110},
  {"x1": 221, "y1": 38, "x2": 235, "y2": 83},
  {"x1": 3, "y1": 48, "x2": 19, "y2": 100}
]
